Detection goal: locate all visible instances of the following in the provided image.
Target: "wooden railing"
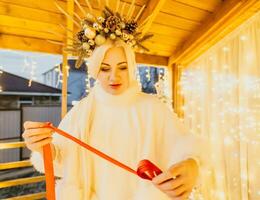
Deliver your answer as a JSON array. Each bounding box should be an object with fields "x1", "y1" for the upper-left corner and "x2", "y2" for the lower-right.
[{"x1": 0, "y1": 141, "x2": 46, "y2": 199}]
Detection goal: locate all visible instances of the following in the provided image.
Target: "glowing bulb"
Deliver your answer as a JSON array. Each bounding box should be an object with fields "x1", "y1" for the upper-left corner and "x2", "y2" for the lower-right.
[
  {"x1": 222, "y1": 47, "x2": 230, "y2": 52},
  {"x1": 224, "y1": 136, "x2": 233, "y2": 146},
  {"x1": 240, "y1": 35, "x2": 248, "y2": 41},
  {"x1": 54, "y1": 68, "x2": 60, "y2": 72}
]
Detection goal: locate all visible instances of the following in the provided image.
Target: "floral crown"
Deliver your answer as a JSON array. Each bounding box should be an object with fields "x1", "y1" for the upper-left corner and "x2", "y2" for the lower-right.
[{"x1": 56, "y1": 2, "x2": 154, "y2": 68}]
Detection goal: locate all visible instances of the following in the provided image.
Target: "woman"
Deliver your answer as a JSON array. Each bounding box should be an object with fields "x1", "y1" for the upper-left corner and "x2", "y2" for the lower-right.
[{"x1": 23, "y1": 39, "x2": 204, "y2": 200}]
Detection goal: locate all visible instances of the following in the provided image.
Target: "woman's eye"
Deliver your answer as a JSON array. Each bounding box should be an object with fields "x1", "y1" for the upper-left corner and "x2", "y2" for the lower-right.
[
  {"x1": 119, "y1": 66, "x2": 127, "y2": 70},
  {"x1": 100, "y1": 67, "x2": 110, "y2": 72}
]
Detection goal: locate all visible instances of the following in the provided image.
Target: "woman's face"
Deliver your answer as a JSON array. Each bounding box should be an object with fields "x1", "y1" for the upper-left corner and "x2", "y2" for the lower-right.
[{"x1": 97, "y1": 46, "x2": 129, "y2": 95}]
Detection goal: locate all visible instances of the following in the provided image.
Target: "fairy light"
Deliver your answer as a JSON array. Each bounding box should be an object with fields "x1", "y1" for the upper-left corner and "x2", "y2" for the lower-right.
[
  {"x1": 85, "y1": 71, "x2": 90, "y2": 94},
  {"x1": 240, "y1": 35, "x2": 248, "y2": 41},
  {"x1": 136, "y1": 67, "x2": 141, "y2": 88},
  {"x1": 222, "y1": 46, "x2": 230, "y2": 52},
  {"x1": 0, "y1": 66, "x2": 3, "y2": 92},
  {"x1": 66, "y1": 65, "x2": 70, "y2": 77},
  {"x1": 180, "y1": 30, "x2": 260, "y2": 199},
  {"x1": 145, "y1": 67, "x2": 150, "y2": 81},
  {"x1": 28, "y1": 60, "x2": 37, "y2": 87}
]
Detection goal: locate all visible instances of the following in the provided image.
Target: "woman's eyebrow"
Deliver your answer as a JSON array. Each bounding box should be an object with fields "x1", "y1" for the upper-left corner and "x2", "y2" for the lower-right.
[
  {"x1": 101, "y1": 62, "x2": 127, "y2": 66},
  {"x1": 117, "y1": 61, "x2": 127, "y2": 65},
  {"x1": 101, "y1": 62, "x2": 110, "y2": 66}
]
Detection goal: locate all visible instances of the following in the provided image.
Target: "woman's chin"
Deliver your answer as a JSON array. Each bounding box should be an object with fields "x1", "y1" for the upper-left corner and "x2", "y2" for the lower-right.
[
  {"x1": 108, "y1": 89, "x2": 124, "y2": 95},
  {"x1": 107, "y1": 87, "x2": 127, "y2": 95}
]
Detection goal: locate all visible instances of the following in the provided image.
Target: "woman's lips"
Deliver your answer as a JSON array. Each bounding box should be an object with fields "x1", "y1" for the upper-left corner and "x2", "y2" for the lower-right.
[{"x1": 109, "y1": 83, "x2": 122, "y2": 89}]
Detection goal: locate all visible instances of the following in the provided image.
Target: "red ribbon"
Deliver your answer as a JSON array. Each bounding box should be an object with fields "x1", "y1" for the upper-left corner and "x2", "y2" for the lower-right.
[{"x1": 42, "y1": 122, "x2": 162, "y2": 200}]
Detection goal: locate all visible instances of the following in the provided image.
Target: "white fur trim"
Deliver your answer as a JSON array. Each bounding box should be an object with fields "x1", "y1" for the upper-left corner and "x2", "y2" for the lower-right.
[{"x1": 55, "y1": 180, "x2": 83, "y2": 200}]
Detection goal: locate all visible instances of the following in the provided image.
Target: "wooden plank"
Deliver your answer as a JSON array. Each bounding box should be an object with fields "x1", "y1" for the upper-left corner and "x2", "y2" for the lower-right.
[
  {"x1": 162, "y1": 0, "x2": 211, "y2": 22},
  {"x1": 3, "y1": 192, "x2": 46, "y2": 200},
  {"x1": 143, "y1": 41, "x2": 177, "y2": 52},
  {"x1": 144, "y1": 50, "x2": 173, "y2": 57},
  {"x1": 0, "y1": 34, "x2": 62, "y2": 54},
  {"x1": 121, "y1": 0, "x2": 146, "y2": 7},
  {"x1": 0, "y1": 33, "x2": 169, "y2": 64},
  {"x1": 0, "y1": 160, "x2": 32, "y2": 170},
  {"x1": 0, "y1": 176, "x2": 45, "y2": 188},
  {"x1": 154, "y1": 12, "x2": 201, "y2": 31},
  {"x1": 75, "y1": 0, "x2": 142, "y2": 18},
  {"x1": 0, "y1": 26, "x2": 61, "y2": 41},
  {"x1": 174, "y1": 0, "x2": 222, "y2": 12},
  {"x1": 138, "y1": 0, "x2": 167, "y2": 36},
  {"x1": 150, "y1": 23, "x2": 191, "y2": 38},
  {"x1": 145, "y1": 34, "x2": 183, "y2": 46},
  {"x1": 169, "y1": 0, "x2": 260, "y2": 66},
  {"x1": 0, "y1": 15, "x2": 64, "y2": 35},
  {"x1": 0, "y1": 1, "x2": 65, "y2": 25},
  {"x1": 0, "y1": 141, "x2": 25, "y2": 150},
  {"x1": 135, "y1": 53, "x2": 168, "y2": 66},
  {"x1": 0, "y1": 0, "x2": 66, "y2": 13}
]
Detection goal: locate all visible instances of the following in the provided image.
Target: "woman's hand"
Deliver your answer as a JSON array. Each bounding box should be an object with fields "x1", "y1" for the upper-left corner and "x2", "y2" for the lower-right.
[
  {"x1": 22, "y1": 121, "x2": 54, "y2": 154},
  {"x1": 152, "y1": 158, "x2": 199, "y2": 200}
]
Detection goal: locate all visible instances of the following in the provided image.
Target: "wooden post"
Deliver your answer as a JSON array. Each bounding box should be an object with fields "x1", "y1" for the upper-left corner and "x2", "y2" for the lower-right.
[
  {"x1": 61, "y1": 53, "x2": 68, "y2": 118},
  {"x1": 172, "y1": 64, "x2": 184, "y2": 118},
  {"x1": 61, "y1": 0, "x2": 74, "y2": 118}
]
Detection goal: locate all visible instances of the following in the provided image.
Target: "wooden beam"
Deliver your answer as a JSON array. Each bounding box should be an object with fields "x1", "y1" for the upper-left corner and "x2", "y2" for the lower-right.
[
  {"x1": 0, "y1": 1, "x2": 65, "y2": 25},
  {"x1": 4, "y1": 192, "x2": 46, "y2": 200},
  {"x1": 0, "y1": 33, "x2": 169, "y2": 66},
  {"x1": 138, "y1": 0, "x2": 167, "y2": 36},
  {"x1": 171, "y1": 64, "x2": 184, "y2": 118},
  {"x1": 0, "y1": 160, "x2": 32, "y2": 170},
  {"x1": 61, "y1": 0, "x2": 74, "y2": 118},
  {"x1": 169, "y1": 0, "x2": 260, "y2": 66},
  {"x1": 0, "y1": 34, "x2": 62, "y2": 54},
  {"x1": 0, "y1": 176, "x2": 45, "y2": 188},
  {"x1": 150, "y1": 23, "x2": 190, "y2": 38},
  {"x1": 0, "y1": 0, "x2": 69, "y2": 14},
  {"x1": 0, "y1": 26, "x2": 61, "y2": 41},
  {"x1": 135, "y1": 53, "x2": 168, "y2": 66},
  {"x1": 0, "y1": 15, "x2": 64, "y2": 35},
  {"x1": 0, "y1": 141, "x2": 25, "y2": 150}
]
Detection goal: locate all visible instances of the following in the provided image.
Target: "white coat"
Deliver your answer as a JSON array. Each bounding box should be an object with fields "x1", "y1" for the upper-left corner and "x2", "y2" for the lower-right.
[{"x1": 31, "y1": 83, "x2": 206, "y2": 200}]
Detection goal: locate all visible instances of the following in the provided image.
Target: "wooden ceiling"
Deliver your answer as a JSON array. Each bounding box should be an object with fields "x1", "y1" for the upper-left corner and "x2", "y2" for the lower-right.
[{"x1": 0, "y1": 0, "x2": 259, "y2": 66}]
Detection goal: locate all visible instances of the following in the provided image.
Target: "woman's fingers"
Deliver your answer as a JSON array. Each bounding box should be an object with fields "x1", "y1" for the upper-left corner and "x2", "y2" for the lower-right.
[
  {"x1": 22, "y1": 121, "x2": 54, "y2": 152},
  {"x1": 167, "y1": 185, "x2": 187, "y2": 197},
  {"x1": 25, "y1": 133, "x2": 53, "y2": 145},
  {"x1": 155, "y1": 176, "x2": 184, "y2": 191},
  {"x1": 168, "y1": 164, "x2": 183, "y2": 178},
  {"x1": 174, "y1": 190, "x2": 191, "y2": 200},
  {"x1": 22, "y1": 128, "x2": 53, "y2": 138},
  {"x1": 23, "y1": 121, "x2": 46, "y2": 130},
  {"x1": 29, "y1": 137, "x2": 53, "y2": 150},
  {"x1": 152, "y1": 166, "x2": 182, "y2": 185}
]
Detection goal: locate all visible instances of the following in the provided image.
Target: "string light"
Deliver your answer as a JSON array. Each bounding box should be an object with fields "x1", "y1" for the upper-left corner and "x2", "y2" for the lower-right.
[
  {"x1": 180, "y1": 21, "x2": 259, "y2": 198},
  {"x1": 0, "y1": 65, "x2": 3, "y2": 92},
  {"x1": 145, "y1": 67, "x2": 150, "y2": 81},
  {"x1": 240, "y1": 35, "x2": 248, "y2": 41},
  {"x1": 28, "y1": 60, "x2": 37, "y2": 87}
]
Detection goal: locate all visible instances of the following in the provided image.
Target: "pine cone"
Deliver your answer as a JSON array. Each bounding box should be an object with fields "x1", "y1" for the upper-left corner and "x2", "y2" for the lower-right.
[
  {"x1": 77, "y1": 30, "x2": 85, "y2": 42},
  {"x1": 125, "y1": 21, "x2": 137, "y2": 34},
  {"x1": 105, "y1": 16, "x2": 121, "y2": 32}
]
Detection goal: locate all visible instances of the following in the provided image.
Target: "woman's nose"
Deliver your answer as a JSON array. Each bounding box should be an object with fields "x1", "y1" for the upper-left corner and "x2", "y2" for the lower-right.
[{"x1": 109, "y1": 68, "x2": 120, "y2": 80}]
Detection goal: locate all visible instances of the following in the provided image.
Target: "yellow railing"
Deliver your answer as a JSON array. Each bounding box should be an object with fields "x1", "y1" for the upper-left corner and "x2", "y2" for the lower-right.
[{"x1": 0, "y1": 141, "x2": 46, "y2": 199}]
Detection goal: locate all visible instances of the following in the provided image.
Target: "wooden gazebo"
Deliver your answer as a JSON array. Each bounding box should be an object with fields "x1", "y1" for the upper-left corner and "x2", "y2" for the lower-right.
[{"x1": 0, "y1": 0, "x2": 259, "y2": 199}]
